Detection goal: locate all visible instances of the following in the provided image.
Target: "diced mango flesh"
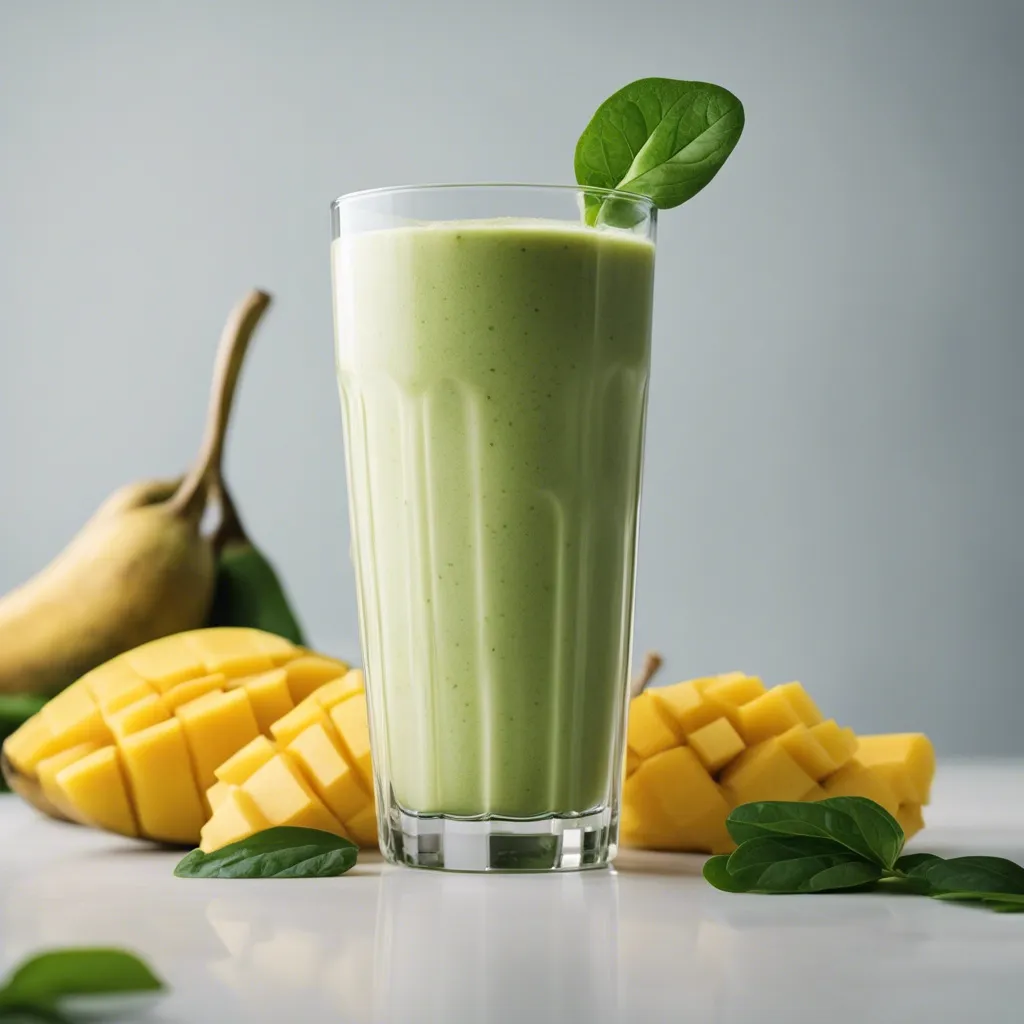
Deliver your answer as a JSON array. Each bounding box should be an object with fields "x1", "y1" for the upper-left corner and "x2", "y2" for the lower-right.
[
  {"x1": 285, "y1": 656, "x2": 350, "y2": 703},
  {"x1": 854, "y1": 734, "x2": 935, "y2": 805},
  {"x1": 119, "y1": 719, "x2": 205, "y2": 844},
  {"x1": 329, "y1": 694, "x2": 373, "y2": 788},
  {"x1": 214, "y1": 735, "x2": 278, "y2": 786},
  {"x1": 176, "y1": 689, "x2": 261, "y2": 792},
  {"x1": 161, "y1": 673, "x2": 227, "y2": 712},
  {"x1": 106, "y1": 694, "x2": 169, "y2": 740},
  {"x1": 721, "y1": 738, "x2": 818, "y2": 804},
  {"x1": 242, "y1": 752, "x2": 347, "y2": 837},
  {"x1": 234, "y1": 669, "x2": 294, "y2": 733},
  {"x1": 736, "y1": 688, "x2": 802, "y2": 745},
  {"x1": 36, "y1": 742, "x2": 99, "y2": 818},
  {"x1": 287, "y1": 722, "x2": 369, "y2": 824},
  {"x1": 650, "y1": 682, "x2": 720, "y2": 736},
  {"x1": 56, "y1": 746, "x2": 138, "y2": 837},
  {"x1": 345, "y1": 804, "x2": 379, "y2": 847},
  {"x1": 200, "y1": 788, "x2": 269, "y2": 854},
  {"x1": 777, "y1": 724, "x2": 838, "y2": 781},
  {"x1": 687, "y1": 717, "x2": 745, "y2": 773},
  {"x1": 627, "y1": 692, "x2": 679, "y2": 759}
]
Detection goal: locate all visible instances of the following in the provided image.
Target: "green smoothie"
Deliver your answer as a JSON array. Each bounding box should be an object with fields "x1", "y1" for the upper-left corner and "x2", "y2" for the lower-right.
[{"x1": 333, "y1": 218, "x2": 654, "y2": 818}]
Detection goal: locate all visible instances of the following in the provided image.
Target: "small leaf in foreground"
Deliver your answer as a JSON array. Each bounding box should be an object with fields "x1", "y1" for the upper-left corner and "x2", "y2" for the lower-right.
[
  {"x1": 0, "y1": 949, "x2": 162, "y2": 1010},
  {"x1": 725, "y1": 836, "x2": 883, "y2": 893},
  {"x1": 702, "y1": 855, "x2": 752, "y2": 893},
  {"x1": 726, "y1": 796, "x2": 904, "y2": 870},
  {"x1": 175, "y1": 826, "x2": 358, "y2": 879}
]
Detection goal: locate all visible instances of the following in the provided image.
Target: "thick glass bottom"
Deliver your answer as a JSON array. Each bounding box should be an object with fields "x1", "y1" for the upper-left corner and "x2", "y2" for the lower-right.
[{"x1": 379, "y1": 797, "x2": 617, "y2": 872}]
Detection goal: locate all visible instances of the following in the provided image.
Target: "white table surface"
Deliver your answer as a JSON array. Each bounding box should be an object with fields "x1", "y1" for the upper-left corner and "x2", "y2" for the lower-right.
[{"x1": 0, "y1": 760, "x2": 1021, "y2": 1024}]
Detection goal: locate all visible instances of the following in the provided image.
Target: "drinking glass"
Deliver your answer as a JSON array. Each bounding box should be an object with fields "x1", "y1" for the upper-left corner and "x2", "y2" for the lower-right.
[{"x1": 331, "y1": 184, "x2": 656, "y2": 870}]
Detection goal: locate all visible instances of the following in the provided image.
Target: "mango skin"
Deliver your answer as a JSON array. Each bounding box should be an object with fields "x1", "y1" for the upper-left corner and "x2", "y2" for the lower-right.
[
  {"x1": 1, "y1": 628, "x2": 377, "y2": 849},
  {"x1": 622, "y1": 674, "x2": 934, "y2": 854}
]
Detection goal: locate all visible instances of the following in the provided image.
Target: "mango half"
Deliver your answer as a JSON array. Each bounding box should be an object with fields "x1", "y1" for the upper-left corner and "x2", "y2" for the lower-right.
[
  {"x1": 1, "y1": 628, "x2": 378, "y2": 850},
  {"x1": 622, "y1": 673, "x2": 935, "y2": 854}
]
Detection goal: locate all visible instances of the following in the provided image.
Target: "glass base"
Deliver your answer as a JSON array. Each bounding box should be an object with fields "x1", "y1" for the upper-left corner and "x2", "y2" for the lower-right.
[{"x1": 380, "y1": 799, "x2": 617, "y2": 872}]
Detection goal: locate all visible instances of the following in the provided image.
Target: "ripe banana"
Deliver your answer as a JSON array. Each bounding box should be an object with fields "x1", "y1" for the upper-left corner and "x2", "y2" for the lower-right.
[{"x1": 0, "y1": 290, "x2": 273, "y2": 696}]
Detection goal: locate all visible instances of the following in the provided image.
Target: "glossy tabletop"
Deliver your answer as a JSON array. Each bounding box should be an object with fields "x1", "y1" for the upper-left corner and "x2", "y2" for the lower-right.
[{"x1": 0, "y1": 761, "x2": 1021, "y2": 1023}]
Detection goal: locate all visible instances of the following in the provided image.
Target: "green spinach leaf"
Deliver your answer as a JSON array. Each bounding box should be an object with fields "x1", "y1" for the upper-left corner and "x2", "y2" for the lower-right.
[
  {"x1": 175, "y1": 826, "x2": 358, "y2": 879},
  {"x1": 575, "y1": 78, "x2": 744, "y2": 218},
  {"x1": 0, "y1": 949, "x2": 162, "y2": 1010},
  {"x1": 724, "y1": 835, "x2": 883, "y2": 893},
  {"x1": 726, "y1": 797, "x2": 904, "y2": 869}
]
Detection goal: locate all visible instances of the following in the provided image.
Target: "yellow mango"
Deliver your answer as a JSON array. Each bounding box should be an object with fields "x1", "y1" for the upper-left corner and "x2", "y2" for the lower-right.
[
  {"x1": 736, "y1": 688, "x2": 802, "y2": 745},
  {"x1": 175, "y1": 689, "x2": 261, "y2": 792},
  {"x1": 287, "y1": 722, "x2": 369, "y2": 824},
  {"x1": 36, "y1": 742, "x2": 99, "y2": 818},
  {"x1": 687, "y1": 717, "x2": 745, "y2": 774},
  {"x1": 214, "y1": 735, "x2": 278, "y2": 786},
  {"x1": 241, "y1": 752, "x2": 348, "y2": 836},
  {"x1": 807, "y1": 719, "x2": 858, "y2": 770},
  {"x1": 186, "y1": 629, "x2": 278, "y2": 678},
  {"x1": 625, "y1": 749, "x2": 641, "y2": 776},
  {"x1": 777, "y1": 724, "x2": 838, "y2": 781},
  {"x1": 896, "y1": 803, "x2": 925, "y2": 840},
  {"x1": 270, "y1": 699, "x2": 336, "y2": 749},
  {"x1": 206, "y1": 780, "x2": 231, "y2": 812},
  {"x1": 854, "y1": 734, "x2": 935, "y2": 805},
  {"x1": 36, "y1": 689, "x2": 113, "y2": 764},
  {"x1": 822, "y1": 759, "x2": 900, "y2": 816},
  {"x1": 626, "y1": 692, "x2": 679, "y2": 758},
  {"x1": 285, "y1": 655, "x2": 351, "y2": 703},
  {"x1": 119, "y1": 719, "x2": 205, "y2": 844},
  {"x1": 774, "y1": 682, "x2": 823, "y2": 726},
  {"x1": 649, "y1": 682, "x2": 720, "y2": 736},
  {"x1": 329, "y1": 693, "x2": 374, "y2": 787},
  {"x1": 123, "y1": 635, "x2": 209, "y2": 693},
  {"x1": 81, "y1": 659, "x2": 149, "y2": 708},
  {"x1": 312, "y1": 669, "x2": 365, "y2": 711},
  {"x1": 2, "y1": 715, "x2": 54, "y2": 774},
  {"x1": 199, "y1": 788, "x2": 270, "y2": 855},
  {"x1": 630, "y1": 747, "x2": 729, "y2": 834},
  {"x1": 704, "y1": 674, "x2": 766, "y2": 711},
  {"x1": 721, "y1": 738, "x2": 818, "y2": 804},
  {"x1": 56, "y1": 746, "x2": 137, "y2": 838},
  {"x1": 105, "y1": 694, "x2": 169, "y2": 740},
  {"x1": 235, "y1": 669, "x2": 294, "y2": 733},
  {"x1": 161, "y1": 673, "x2": 227, "y2": 713},
  {"x1": 345, "y1": 804, "x2": 379, "y2": 847}
]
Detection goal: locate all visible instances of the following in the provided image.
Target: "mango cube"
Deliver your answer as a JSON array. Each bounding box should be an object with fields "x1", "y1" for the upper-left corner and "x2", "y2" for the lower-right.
[
  {"x1": 329, "y1": 694, "x2": 374, "y2": 788},
  {"x1": 287, "y1": 722, "x2": 369, "y2": 824},
  {"x1": 84, "y1": 660, "x2": 154, "y2": 712},
  {"x1": 626, "y1": 692, "x2": 679, "y2": 758},
  {"x1": 736, "y1": 688, "x2": 802, "y2": 745},
  {"x1": 704, "y1": 674, "x2": 767, "y2": 712},
  {"x1": 807, "y1": 719, "x2": 858, "y2": 770},
  {"x1": 650, "y1": 682, "x2": 720, "y2": 736},
  {"x1": 853, "y1": 734, "x2": 935, "y2": 805},
  {"x1": 721, "y1": 738, "x2": 818, "y2": 804},
  {"x1": 822, "y1": 759, "x2": 900, "y2": 816},
  {"x1": 175, "y1": 689, "x2": 261, "y2": 792},
  {"x1": 270, "y1": 699, "x2": 336, "y2": 749},
  {"x1": 56, "y1": 746, "x2": 138, "y2": 837},
  {"x1": 161, "y1": 673, "x2": 227, "y2": 713},
  {"x1": 687, "y1": 717, "x2": 746, "y2": 774},
  {"x1": 200, "y1": 788, "x2": 270, "y2": 854},
  {"x1": 284, "y1": 656, "x2": 350, "y2": 703},
  {"x1": 345, "y1": 804, "x2": 378, "y2": 847},
  {"x1": 106, "y1": 694, "x2": 170, "y2": 740},
  {"x1": 2, "y1": 715, "x2": 55, "y2": 773},
  {"x1": 312, "y1": 670, "x2": 364, "y2": 711},
  {"x1": 38, "y1": 688, "x2": 113, "y2": 761},
  {"x1": 777, "y1": 724, "x2": 838, "y2": 781},
  {"x1": 36, "y1": 742, "x2": 99, "y2": 818},
  {"x1": 625, "y1": 747, "x2": 730, "y2": 846},
  {"x1": 186, "y1": 629, "x2": 276, "y2": 678},
  {"x1": 237, "y1": 669, "x2": 295, "y2": 733},
  {"x1": 774, "y1": 682, "x2": 823, "y2": 726},
  {"x1": 214, "y1": 735, "x2": 277, "y2": 786},
  {"x1": 124, "y1": 635, "x2": 208, "y2": 693},
  {"x1": 241, "y1": 752, "x2": 347, "y2": 836},
  {"x1": 119, "y1": 719, "x2": 205, "y2": 844},
  {"x1": 206, "y1": 780, "x2": 231, "y2": 812},
  {"x1": 896, "y1": 803, "x2": 925, "y2": 840}
]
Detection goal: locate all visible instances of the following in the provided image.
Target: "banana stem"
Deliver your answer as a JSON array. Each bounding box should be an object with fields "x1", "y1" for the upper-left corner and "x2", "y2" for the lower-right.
[
  {"x1": 209, "y1": 478, "x2": 250, "y2": 553},
  {"x1": 629, "y1": 651, "x2": 664, "y2": 699},
  {"x1": 169, "y1": 289, "x2": 273, "y2": 520}
]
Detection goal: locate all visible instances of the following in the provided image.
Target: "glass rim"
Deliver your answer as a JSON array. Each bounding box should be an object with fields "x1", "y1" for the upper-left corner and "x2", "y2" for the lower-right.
[{"x1": 330, "y1": 181, "x2": 657, "y2": 213}]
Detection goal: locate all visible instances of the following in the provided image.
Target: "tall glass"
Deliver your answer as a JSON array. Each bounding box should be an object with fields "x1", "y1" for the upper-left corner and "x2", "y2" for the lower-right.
[{"x1": 331, "y1": 185, "x2": 656, "y2": 871}]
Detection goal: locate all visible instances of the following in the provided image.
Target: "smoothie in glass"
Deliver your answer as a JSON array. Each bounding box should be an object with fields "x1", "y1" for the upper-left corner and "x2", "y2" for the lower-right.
[{"x1": 332, "y1": 188, "x2": 655, "y2": 870}]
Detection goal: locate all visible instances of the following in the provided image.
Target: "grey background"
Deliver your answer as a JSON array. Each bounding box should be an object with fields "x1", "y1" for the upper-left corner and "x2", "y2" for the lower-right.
[{"x1": 1, "y1": 1, "x2": 1021, "y2": 754}]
